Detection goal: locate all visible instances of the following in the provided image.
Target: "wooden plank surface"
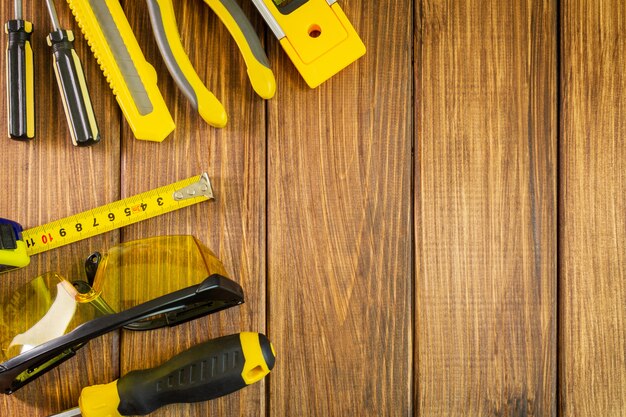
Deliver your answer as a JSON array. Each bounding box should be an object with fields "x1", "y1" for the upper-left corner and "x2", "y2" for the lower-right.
[
  {"x1": 2, "y1": 0, "x2": 625, "y2": 416},
  {"x1": 0, "y1": 0, "x2": 121, "y2": 415},
  {"x1": 267, "y1": 2, "x2": 413, "y2": 417},
  {"x1": 416, "y1": 1, "x2": 557, "y2": 416},
  {"x1": 560, "y1": 1, "x2": 626, "y2": 415}
]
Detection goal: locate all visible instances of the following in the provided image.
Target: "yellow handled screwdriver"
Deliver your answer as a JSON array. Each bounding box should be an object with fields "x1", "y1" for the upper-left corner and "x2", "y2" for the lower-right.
[
  {"x1": 5, "y1": 0, "x2": 35, "y2": 140},
  {"x1": 45, "y1": 0, "x2": 100, "y2": 146},
  {"x1": 48, "y1": 332, "x2": 275, "y2": 417}
]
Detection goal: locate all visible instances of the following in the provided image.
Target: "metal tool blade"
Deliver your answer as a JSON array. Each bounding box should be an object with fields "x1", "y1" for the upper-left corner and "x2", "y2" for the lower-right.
[
  {"x1": 48, "y1": 407, "x2": 81, "y2": 417},
  {"x1": 86, "y1": 0, "x2": 153, "y2": 115},
  {"x1": 173, "y1": 172, "x2": 214, "y2": 201}
]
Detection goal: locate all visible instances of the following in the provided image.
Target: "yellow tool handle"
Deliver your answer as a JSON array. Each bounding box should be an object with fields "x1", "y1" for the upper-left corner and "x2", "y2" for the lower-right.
[
  {"x1": 146, "y1": 0, "x2": 227, "y2": 128},
  {"x1": 77, "y1": 333, "x2": 275, "y2": 417},
  {"x1": 66, "y1": 0, "x2": 175, "y2": 141},
  {"x1": 203, "y1": 0, "x2": 276, "y2": 99},
  {"x1": 0, "y1": 240, "x2": 29, "y2": 271},
  {"x1": 47, "y1": 29, "x2": 100, "y2": 146},
  {"x1": 5, "y1": 19, "x2": 35, "y2": 140},
  {"x1": 251, "y1": 0, "x2": 365, "y2": 88}
]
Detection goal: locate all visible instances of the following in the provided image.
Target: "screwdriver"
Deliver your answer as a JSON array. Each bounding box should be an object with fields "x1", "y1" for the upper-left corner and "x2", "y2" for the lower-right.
[
  {"x1": 5, "y1": 0, "x2": 35, "y2": 140},
  {"x1": 45, "y1": 0, "x2": 100, "y2": 146},
  {"x1": 48, "y1": 332, "x2": 276, "y2": 417}
]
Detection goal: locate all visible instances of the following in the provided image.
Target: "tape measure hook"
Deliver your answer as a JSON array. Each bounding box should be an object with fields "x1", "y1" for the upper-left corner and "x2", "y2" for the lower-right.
[{"x1": 173, "y1": 173, "x2": 214, "y2": 201}]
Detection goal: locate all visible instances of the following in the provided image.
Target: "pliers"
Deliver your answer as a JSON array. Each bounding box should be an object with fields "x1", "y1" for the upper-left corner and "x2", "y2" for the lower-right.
[{"x1": 146, "y1": 0, "x2": 276, "y2": 128}]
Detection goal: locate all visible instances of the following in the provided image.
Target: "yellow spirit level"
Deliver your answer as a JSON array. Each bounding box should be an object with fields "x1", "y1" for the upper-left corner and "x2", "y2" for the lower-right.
[
  {"x1": 0, "y1": 173, "x2": 213, "y2": 273},
  {"x1": 251, "y1": 0, "x2": 365, "y2": 88}
]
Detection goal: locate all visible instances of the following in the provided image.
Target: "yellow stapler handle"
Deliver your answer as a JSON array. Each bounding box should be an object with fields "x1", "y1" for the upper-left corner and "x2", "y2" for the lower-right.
[{"x1": 146, "y1": 0, "x2": 228, "y2": 128}]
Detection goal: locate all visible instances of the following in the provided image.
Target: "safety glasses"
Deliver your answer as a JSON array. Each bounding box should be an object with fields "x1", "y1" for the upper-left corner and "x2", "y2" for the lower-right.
[{"x1": 0, "y1": 236, "x2": 244, "y2": 394}]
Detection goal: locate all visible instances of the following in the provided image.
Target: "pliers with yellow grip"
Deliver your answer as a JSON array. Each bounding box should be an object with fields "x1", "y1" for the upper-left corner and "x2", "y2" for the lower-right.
[
  {"x1": 146, "y1": 0, "x2": 276, "y2": 128},
  {"x1": 66, "y1": 0, "x2": 274, "y2": 138}
]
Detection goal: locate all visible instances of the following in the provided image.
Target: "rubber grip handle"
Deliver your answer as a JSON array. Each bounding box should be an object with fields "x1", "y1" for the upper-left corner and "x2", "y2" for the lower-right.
[
  {"x1": 78, "y1": 332, "x2": 275, "y2": 416},
  {"x1": 47, "y1": 29, "x2": 100, "y2": 146},
  {"x1": 5, "y1": 20, "x2": 35, "y2": 140},
  {"x1": 113, "y1": 333, "x2": 274, "y2": 415},
  {"x1": 146, "y1": 0, "x2": 227, "y2": 128},
  {"x1": 203, "y1": 0, "x2": 276, "y2": 99}
]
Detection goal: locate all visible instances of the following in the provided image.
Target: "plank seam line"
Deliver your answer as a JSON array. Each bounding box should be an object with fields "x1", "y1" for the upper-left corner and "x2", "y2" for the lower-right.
[
  {"x1": 412, "y1": 0, "x2": 421, "y2": 414},
  {"x1": 556, "y1": 0, "x2": 562, "y2": 415},
  {"x1": 264, "y1": 16, "x2": 271, "y2": 417}
]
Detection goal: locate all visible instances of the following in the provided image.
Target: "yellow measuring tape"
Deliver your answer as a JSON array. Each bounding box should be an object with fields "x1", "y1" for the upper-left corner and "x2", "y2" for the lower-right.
[{"x1": 0, "y1": 173, "x2": 213, "y2": 270}]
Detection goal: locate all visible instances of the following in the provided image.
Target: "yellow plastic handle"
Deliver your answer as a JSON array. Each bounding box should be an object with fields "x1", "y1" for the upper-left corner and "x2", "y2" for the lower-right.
[
  {"x1": 79, "y1": 379, "x2": 122, "y2": 417},
  {"x1": 203, "y1": 0, "x2": 276, "y2": 99},
  {"x1": 147, "y1": 0, "x2": 227, "y2": 127},
  {"x1": 5, "y1": 20, "x2": 35, "y2": 139},
  {"x1": 79, "y1": 333, "x2": 275, "y2": 417},
  {"x1": 67, "y1": 0, "x2": 175, "y2": 141},
  {"x1": 0, "y1": 241, "x2": 30, "y2": 272},
  {"x1": 253, "y1": 0, "x2": 366, "y2": 88}
]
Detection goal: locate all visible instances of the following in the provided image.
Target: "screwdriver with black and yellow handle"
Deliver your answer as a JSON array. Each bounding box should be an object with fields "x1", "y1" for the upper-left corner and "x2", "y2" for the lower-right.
[
  {"x1": 5, "y1": 0, "x2": 35, "y2": 140},
  {"x1": 49, "y1": 332, "x2": 275, "y2": 417},
  {"x1": 45, "y1": 0, "x2": 100, "y2": 146}
]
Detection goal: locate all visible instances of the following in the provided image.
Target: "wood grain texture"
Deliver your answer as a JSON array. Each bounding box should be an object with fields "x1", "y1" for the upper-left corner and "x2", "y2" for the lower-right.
[
  {"x1": 267, "y1": 2, "x2": 413, "y2": 417},
  {"x1": 560, "y1": 1, "x2": 626, "y2": 415},
  {"x1": 416, "y1": 1, "x2": 557, "y2": 416},
  {"x1": 119, "y1": 1, "x2": 267, "y2": 417},
  {"x1": 0, "y1": 0, "x2": 121, "y2": 415},
  {"x1": 3, "y1": 0, "x2": 625, "y2": 416}
]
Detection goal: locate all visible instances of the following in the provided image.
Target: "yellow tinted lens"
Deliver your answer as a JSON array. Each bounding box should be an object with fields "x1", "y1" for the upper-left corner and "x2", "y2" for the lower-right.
[
  {"x1": 91, "y1": 236, "x2": 228, "y2": 313},
  {"x1": 0, "y1": 236, "x2": 228, "y2": 362},
  {"x1": 0, "y1": 273, "x2": 101, "y2": 362}
]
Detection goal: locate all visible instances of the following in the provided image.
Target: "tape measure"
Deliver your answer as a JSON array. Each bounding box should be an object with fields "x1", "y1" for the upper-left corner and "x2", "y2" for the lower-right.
[{"x1": 0, "y1": 172, "x2": 213, "y2": 272}]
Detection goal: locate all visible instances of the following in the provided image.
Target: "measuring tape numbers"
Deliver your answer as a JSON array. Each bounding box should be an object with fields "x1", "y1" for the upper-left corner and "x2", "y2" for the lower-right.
[{"x1": 0, "y1": 172, "x2": 213, "y2": 271}]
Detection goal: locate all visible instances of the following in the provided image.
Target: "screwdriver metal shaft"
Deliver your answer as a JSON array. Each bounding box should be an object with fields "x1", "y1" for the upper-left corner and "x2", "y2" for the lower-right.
[
  {"x1": 5, "y1": 0, "x2": 35, "y2": 140},
  {"x1": 14, "y1": 0, "x2": 22, "y2": 19},
  {"x1": 45, "y1": 0, "x2": 100, "y2": 146}
]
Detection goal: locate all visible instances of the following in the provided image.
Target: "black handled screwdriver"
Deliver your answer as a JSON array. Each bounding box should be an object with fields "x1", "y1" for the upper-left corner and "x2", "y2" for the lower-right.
[
  {"x1": 45, "y1": 0, "x2": 100, "y2": 146},
  {"x1": 5, "y1": 0, "x2": 35, "y2": 140},
  {"x1": 48, "y1": 332, "x2": 276, "y2": 417}
]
